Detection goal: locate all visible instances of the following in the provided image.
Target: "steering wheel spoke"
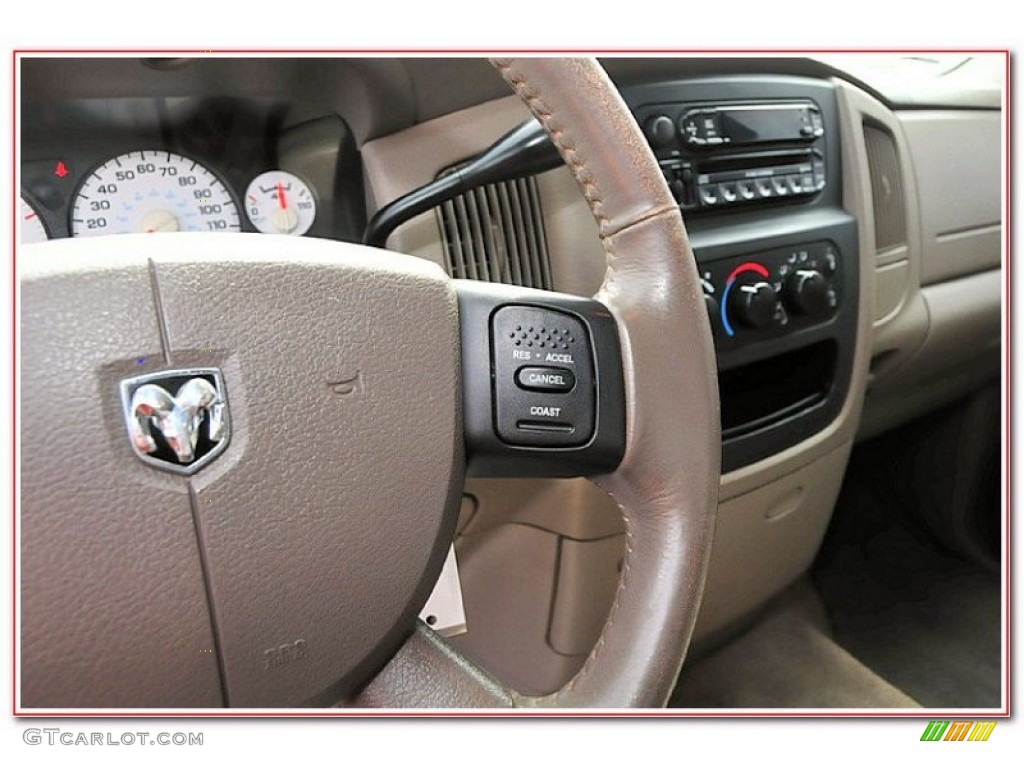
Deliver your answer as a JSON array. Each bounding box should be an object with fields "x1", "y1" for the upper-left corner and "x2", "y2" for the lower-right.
[{"x1": 348, "y1": 623, "x2": 514, "y2": 708}]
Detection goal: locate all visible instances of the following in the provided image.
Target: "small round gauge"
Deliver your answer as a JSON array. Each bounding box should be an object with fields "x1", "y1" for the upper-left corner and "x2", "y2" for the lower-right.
[
  {"x1": 245, "y1": 171, "x2": 316, "y2": 236},
  {"x1": 20, "y1": 197, "x2": 49, "y2": 244},
  {"x1": 70, "y1": 150, "x2": 240, "y2": 238}
]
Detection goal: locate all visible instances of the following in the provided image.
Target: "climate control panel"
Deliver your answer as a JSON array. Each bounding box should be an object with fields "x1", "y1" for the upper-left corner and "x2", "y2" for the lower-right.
[{"x1": 702, "y1": 240, "x2": 841, "y2": 350}]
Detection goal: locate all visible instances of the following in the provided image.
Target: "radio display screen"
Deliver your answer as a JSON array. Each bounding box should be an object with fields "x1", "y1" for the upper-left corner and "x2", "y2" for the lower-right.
[{"x1": 720, "y1": 107, "x2": 811, "y2": 144}]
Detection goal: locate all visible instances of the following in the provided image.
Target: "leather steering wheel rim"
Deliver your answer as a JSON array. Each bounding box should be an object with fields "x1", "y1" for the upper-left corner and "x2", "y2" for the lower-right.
[
  {"x1": 18, "y1": 57, "x2": 719, "y2": 711},
  {"x1": 353, "y1": 57, "x2": 721, "y2": 708}
]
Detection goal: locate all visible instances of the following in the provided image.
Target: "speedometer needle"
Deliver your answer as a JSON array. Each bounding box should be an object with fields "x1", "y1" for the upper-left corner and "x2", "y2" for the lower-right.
[{"x1": 277, "y1": 181, "x2": 288, "y2": 211}]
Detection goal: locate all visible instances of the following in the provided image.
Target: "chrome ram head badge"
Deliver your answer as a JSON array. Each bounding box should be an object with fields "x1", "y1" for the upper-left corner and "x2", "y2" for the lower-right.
[{"x1": 120, "y1": 368, "x2": 230, "y2": 474}]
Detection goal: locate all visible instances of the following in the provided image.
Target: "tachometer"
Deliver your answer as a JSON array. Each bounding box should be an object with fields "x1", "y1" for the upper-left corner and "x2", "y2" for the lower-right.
[
  {"x1": 20, "y1": 197, "x2": 49, "y2": 244},
  {"x1": 70, "y1": 150, "x2": 240, "y2": 237}
]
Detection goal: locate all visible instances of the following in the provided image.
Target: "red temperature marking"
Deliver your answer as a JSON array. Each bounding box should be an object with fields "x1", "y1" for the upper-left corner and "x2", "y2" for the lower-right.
[{"x1": 725, "y1": 261, "x2": 770, "y2": 284}]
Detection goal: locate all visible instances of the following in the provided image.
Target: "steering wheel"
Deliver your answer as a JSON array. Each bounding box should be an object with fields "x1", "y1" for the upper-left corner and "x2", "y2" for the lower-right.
[{"x1": 19, "y1": 58, "x2": 720, "y2": 709}]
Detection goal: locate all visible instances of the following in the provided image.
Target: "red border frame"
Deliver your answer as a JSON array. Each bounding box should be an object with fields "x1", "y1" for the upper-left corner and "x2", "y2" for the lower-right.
[{"x1": 9, "y1": 47, "x2": 1013, "y2": 719}]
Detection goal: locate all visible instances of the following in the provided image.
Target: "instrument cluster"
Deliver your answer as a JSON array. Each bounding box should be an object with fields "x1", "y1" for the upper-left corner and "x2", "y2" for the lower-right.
[{"x1": 19, "y1": 97, "x2": 365, "y2": 247}]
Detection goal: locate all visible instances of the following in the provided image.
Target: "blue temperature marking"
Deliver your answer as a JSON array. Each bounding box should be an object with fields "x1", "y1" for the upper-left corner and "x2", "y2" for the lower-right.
[{"x1": 720, "y1": 280, "x2": 736, "y2": 337}]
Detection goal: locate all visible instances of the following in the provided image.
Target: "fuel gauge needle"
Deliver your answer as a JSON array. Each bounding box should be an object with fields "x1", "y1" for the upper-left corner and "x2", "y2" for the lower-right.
[{"x1": 268, "y1": 180, "x2": 299, "y2": 233}]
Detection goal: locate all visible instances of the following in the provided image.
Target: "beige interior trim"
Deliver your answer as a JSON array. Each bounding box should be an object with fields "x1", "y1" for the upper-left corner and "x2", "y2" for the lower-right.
[
  {"x1": 898, "y1": 110, "x2": 1002, "y2": 285},
  {"x1": 693, "y1": 442, "x2": 853, "y2": 643}
]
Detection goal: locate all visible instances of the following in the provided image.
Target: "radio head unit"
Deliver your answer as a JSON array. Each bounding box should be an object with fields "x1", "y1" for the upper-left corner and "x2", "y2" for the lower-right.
[
  {"x1": 634, "y1": 97, "x2": 829, "y2": 213},
  {"x1": 622, "y1": 76, "x2": 855, "y2": 471}
]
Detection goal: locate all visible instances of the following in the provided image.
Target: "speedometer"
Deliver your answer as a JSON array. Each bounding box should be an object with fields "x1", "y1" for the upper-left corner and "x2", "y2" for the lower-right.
[{"x1": 70, "y1": 150, "x2": 240, "y2": 237}]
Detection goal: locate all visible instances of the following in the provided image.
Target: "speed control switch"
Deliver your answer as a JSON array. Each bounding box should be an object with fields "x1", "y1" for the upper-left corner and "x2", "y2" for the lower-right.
[
  {"x1": 515, "y1": 366, "x2": 575, "y2": 393},
  {"x1": 491, "y1": 305, "x2": 595, "y2": 448},
  {"x1": 458, "y1": 281, "x2": 625, "y2": 476}
]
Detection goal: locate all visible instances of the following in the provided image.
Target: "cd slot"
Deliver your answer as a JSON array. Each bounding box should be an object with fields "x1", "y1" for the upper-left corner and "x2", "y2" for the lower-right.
[
  {"x1": 701, "y1": 162, "x2": 813, "y2": 184},
  {"x1": 699, "y1": 149, "x2": 814, "y2": 170}
]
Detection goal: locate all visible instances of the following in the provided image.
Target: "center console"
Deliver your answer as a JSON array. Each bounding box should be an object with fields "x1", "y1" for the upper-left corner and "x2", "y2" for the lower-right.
[{"x1": 624, "y1": 76, "x2": 859, "y2": 471}]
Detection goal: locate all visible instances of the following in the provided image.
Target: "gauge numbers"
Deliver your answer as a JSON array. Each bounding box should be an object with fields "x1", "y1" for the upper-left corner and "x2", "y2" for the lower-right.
[
  {"x1": 20, "y1": 197, "x2": 49, "y2": 244},
  {"x1": 70, "y1": 150, "x2": 240, "y2": 237},
  {"x1": 245, "y1": 171, "x2": 316, "y2": 236}
]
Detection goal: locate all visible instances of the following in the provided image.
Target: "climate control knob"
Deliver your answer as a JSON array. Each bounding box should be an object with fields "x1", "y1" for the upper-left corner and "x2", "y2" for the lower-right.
[
  {"x1": 784, "y1": 269, "x2": 829, "y2": 317},
  {"x1": 730, "y1": 281, "x2": 777, "y2": 329}
]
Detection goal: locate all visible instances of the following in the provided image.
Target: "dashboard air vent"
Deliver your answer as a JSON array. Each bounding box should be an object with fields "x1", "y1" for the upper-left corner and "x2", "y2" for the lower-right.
[
  {"x1": 436, "y1": 176, "x2": 553, "y2": 290},
  {"x1": 863, "y1": 123, "x2": 907, "y2": 251}
]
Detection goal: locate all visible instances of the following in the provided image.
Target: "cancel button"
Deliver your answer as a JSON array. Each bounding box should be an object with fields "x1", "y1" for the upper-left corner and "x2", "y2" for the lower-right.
[{"x1": 515, "y1": 366, "x2": 576, "y2": 393}]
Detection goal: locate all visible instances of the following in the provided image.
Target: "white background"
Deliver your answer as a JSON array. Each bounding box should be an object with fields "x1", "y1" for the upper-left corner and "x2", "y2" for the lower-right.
[{"x1": 0, "y1": 3, "x2": 1018, "y2": 765}]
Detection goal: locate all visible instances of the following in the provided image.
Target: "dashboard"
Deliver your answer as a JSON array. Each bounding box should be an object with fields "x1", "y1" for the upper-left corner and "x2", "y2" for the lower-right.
[
  {"x1": 16, "y1": 54, "x2": 1005, "y2": 700},
  {"x1": 21, "y1": 62, "x2": 864, "y2": 474}
]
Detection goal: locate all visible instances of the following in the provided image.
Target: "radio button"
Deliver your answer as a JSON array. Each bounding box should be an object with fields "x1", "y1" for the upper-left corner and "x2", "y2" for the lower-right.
[
  {"x1": 755, "y1": 179, "x2": 774, "y2": 198},
  {"x1": 699, "y1": 186, "x2": 719, "y2": 206},
  {"x1": 645, "y1": 115, "x2": 677, "y2": 148},
  {"x1": 786, "y1": 175, "x2": 803, "y2": 194},
  {"x1": 719, "y1": 183, "x2": 738, "y2": 203},
  {"x1": 702, "y1": 114, "x2": 721, "y2": 139},
  {"x1": 681, "y1": 112, "x2": 704, "y2": 144},
  {"x1": 772, "y1": 178, "x2": 789, "y2": 196},
  {"x1": 800, "y1": 174, "x2": 815, "y2": 191}
]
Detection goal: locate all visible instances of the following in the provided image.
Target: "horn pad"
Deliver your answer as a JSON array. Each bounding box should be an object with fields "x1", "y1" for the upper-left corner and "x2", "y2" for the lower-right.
[{"x1": 20, "y1": 234, "x2": 463, "y2": 707}]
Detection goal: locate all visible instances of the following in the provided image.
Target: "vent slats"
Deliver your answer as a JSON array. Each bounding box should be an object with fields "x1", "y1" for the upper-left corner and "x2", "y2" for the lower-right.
[
  {"x1": 495, "y1": 183, "x2": 524, "y2": 286},
  {"x1": 438, "y1": 199, "x2": 457, "y2": 277},
  {"x1": 527, "y1": 180, "x2": 552, "y2": 290},
  {"x1": 436, "y1": 174, "x2": 553, "y2": 290},
  {"x1": 863, "y1": 123, "x2": 907, "y2": 251}
]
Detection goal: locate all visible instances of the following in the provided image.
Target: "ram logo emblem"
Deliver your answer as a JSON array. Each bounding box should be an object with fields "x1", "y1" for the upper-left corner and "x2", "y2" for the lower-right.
[{"x1": 120, "y1": 368, "x2": 230, "y2": 474}]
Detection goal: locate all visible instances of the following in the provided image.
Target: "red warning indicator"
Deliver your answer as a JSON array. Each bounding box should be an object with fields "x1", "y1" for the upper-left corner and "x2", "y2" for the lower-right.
[{"x1": 54, "y1": 161, "x2": 69, "y2": 178}]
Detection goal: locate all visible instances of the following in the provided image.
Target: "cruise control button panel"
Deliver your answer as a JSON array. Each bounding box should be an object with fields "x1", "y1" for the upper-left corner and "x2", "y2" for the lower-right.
[
  {"x1": 492, "y1": 306, "x2": 594, "y2": 447},
  {"x1": 457, "y1": 281, "x2": 625, "y2": 477}
]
